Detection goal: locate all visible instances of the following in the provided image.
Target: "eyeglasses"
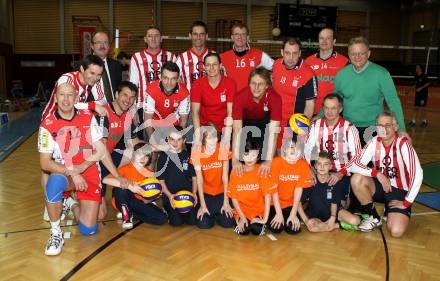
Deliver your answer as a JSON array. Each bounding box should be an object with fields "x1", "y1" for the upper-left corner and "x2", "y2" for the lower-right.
[
  {"x1": 348, "y1": 51, "x2": 369, "y2": 58},
  {"x1": 93, "y1": 41, "x2": 109, "y2": 47},
  {"x1": 376, "y1": 123, "x2": 395, "y2": 129},
  {"x1": 249, "y1": 81, "x2": 267, "y2": 88}
]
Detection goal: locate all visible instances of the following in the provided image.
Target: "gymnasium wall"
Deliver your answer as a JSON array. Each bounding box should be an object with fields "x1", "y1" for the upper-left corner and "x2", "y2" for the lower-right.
[
  {"x1": 9, "y1": 0, "x2": 440, "y2": 100},
  {"x1": 12, "y1": 0, "x2": 406, "y2": 56}
]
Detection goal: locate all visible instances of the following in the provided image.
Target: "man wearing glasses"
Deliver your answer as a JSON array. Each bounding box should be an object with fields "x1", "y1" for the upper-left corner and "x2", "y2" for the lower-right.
[
  {"x1": 91, "y1": 31, "x2": 122, "y2": 103},
  {"x1": 349, "y1": 112, "x2": 422, "y2": 237},
  {"x1": 176, "y1": 21, "x2": 212, "y2": 92},
  {"x1": 333, "y1": 36, "x2": 408, "y2": 145},
  {"x1": 221, "y1": 23, "x2": 274, "y2": 92}
]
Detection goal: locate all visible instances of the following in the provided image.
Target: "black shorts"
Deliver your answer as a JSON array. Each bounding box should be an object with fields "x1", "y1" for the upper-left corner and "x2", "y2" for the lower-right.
[
  {"x1": 333, "y1": 175, "x2": 350, "y2": 202},
  {"x1": 373, "y1": 179, "x2": 411, "y2": 217},
  {"x1": 305, "y1": 206, "x2": 340, "y2": 223},
  {"x1": 415, "y1": 92, "x2": 428, "y2": 107}
]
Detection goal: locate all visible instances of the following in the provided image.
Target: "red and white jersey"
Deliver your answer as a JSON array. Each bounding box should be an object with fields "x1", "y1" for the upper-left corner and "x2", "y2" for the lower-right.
[
  {"x1": 305, "y1": 51, "x2": 349, "y2": 114},
  {"x1": 130, "y1": 49, "x2": 177, "y2": 105},
  {"x1": 38, "y1": 109, "x2": 102, "y2": 177},
  {"x1": 42, "y1": 71, "x2": 106, "y2": 121},
  {"x1": 304, "y1": 117, "x2": 362, "y2": 174},
  {"x1": 143, "y1": 80, "x2": 190, "y2": 125},
  {"x1": 220, "y1": 48, "x2": 274, "y2": 92},
  {"x1": 351, "y1": 135, "x2": 423, "y2": 207},
  {"x1": 98, "y1": 103, "x2": 135, "y2": 152},
  {"x1": 176, "y1": 48, "x2": 212, "y2": 91}
]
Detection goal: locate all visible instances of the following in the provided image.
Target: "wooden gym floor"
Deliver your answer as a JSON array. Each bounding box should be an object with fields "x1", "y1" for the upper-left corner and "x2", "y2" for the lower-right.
[{"x1": 0, "y1": 109, "x2": 439, "y2": 281}]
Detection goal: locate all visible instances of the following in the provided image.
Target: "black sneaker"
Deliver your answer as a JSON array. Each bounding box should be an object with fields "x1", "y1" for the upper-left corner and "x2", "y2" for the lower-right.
[
  {"x1": 420, "y1": 121, "x2": 428, "y2": 128},
  {"x1": 408, "y1": 120, "x2": 416, "y2": 128}
]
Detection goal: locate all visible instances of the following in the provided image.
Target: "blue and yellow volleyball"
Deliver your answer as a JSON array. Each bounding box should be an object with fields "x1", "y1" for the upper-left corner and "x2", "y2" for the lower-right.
[
  {"x1": 288, "y1": 113, "x2": 311, "y2": 135},
  {"x1": 138, "y1": 178, "x2": 162, "y2": 200},
  {"x1": 173, "y1": 190, "x2": 195, "y2": 213}
]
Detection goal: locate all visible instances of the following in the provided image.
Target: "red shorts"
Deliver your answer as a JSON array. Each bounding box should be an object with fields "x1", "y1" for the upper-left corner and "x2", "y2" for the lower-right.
[
  {"x1": 65, "y1": 166, "x2": 102, "y2": 202},
  {"x1": 76, "y1": 178, "x2": 102, "y2": 202}
]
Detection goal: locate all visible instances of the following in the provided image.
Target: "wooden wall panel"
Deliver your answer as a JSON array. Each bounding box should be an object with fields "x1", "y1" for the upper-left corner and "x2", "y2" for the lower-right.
[
  {"x1": 114, "y1": 0, "x2": 154, "y2": 55},
  {"x1": 13, "y1": 0, "x2": 60, "y2": 54},
  {"x1": 206, "y1": 3, "x2": 245, "y2": 52},
  {"x1": 64, "y1": 0, "x2": 108, "y2": 54},
  {"x1": 161, "y1": 1, "x2": 202, "y2": 53}
]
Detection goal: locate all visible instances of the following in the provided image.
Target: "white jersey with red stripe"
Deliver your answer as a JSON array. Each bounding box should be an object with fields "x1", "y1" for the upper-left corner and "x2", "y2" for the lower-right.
[
  {"x1": 130, "y1": 49, "x2": 177, "y2": 105},
  {"x1": 176, "y1": 48, "x2": 212, "y2": 91},
  {"x1": 350, "y1": 135, "x2": 423, "y2": 206},
  {"x1": 305, "y1": 117, "x2": 362, "y2": 174},
  {"x1": 42, "y1": 71, "x2": 106, "y2": 120}
]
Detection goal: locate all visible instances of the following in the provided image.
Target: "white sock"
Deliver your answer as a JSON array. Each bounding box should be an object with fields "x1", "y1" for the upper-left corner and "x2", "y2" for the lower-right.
[{"x1": 50, "y1": 219, "x2": 61, "y2": 233}]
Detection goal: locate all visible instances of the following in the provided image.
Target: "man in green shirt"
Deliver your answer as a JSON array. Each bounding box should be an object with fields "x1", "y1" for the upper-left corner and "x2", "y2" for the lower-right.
[{"x1": 334, "y1": 36, "x2": 409, "y2": 145}]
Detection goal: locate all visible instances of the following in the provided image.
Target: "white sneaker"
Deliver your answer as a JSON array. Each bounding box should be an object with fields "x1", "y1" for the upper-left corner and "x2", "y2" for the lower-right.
[
  {"x1": 359, "y1": 216, "x2": 382, "y2": 232},
  {"x1": 122, "y1": 218, "x2": 133, "y2": 229},
  {"x1": 45, "y1": 229, "x2": 64, "y2": 256},
  {"x1": 61, "y1": 196, "x2": 78, "y2": 220},
  {"x1": 43, "y1": 196, "x2": 78, "y2": 222}
]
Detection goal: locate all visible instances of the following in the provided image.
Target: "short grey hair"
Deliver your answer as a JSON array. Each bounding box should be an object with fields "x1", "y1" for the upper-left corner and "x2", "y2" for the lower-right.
[
  {"x1": 376, "y1": 111, "x2": 398, "y2": 125},
  {"x1": 348, "y1": 36, "x2": 370, "y2": 50}
]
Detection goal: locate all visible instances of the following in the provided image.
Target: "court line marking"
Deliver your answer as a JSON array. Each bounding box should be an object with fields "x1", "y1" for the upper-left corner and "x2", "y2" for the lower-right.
[
  {"x1": 60, "y1": 221, "x2": 142, "y2": 281},
  {"x1": 2, "y1": 136, "x2": 24, "y2": 151},
  {"x1": 379, "y1": 228, "x2": 390, "y2": 281},
  {"x1": 412, "y1": 211, "x2": 440, "y2": 216},
  {"x1": 266, "y1": 233, "x2": 277, "y2": 241},
  {"x1": 0, "y1": 219, "x2": 117, "y2": 237}
]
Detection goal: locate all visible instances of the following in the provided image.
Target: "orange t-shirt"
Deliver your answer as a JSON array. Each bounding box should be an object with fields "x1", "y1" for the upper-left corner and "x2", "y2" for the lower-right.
[
  {"x1": 112, "y1": 163, "x2": 154, "y2": 201},
  {"x1": 190, "y1": 144, "x2": 231, "y2": 196},
  {"x1": 270, "y1": 157, "x2": 312, "y2": 209},
  {"x1": 227, "y1": 164, "x2": 277, "y2": 220}
]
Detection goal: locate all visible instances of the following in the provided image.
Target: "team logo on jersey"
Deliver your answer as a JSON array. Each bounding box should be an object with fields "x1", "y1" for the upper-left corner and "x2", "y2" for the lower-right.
[
  {"x1": 249, "y1": 58, "x2": 255, "y2": 67},
  {"x1": 173, "y1": 100, "x2": 179, "y2": 108},
  {"x1": 382, "y1": 155, "x2": 392, "y2": 166},
  {"x1": 280, "y1": 76, "x2": 287, "y2": 84},
  {"x1": 220, "y1": 91, "x2": 227, "y2": 102},
  {"x1": 45, "y1": 119, "x2": 53, "y2": 125},
  {"x1": 292, "y1": 75, "x2": 302, "y2": 87},
  {"x1": 311, "y1": 65, "x2": 319, "y2": 70},
  {"x1": 110, "y1": 122, "x2": 121, "y2": 128}
]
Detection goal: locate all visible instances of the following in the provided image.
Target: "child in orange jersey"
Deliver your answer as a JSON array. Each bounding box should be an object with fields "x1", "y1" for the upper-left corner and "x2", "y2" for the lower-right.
[
  {"x1": 103, "y1": 143, "x2": 167, "y2": 229},
  {"x1": 228, "y1": 139, "x2": 277, "y2": 235},
  {"x1": 268, "y1": 135, "x2": 313, "y2": 234},
  {"x1": 191, "y1": 124, "x2": 235, "y2": 229},
  {"x1": 297, "y1": 151, "x2": 360, "y2": 232}
]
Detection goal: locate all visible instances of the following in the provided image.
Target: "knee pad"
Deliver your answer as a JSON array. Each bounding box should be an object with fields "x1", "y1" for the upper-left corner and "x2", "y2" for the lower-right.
[
  {"x1": 45, "y1": 174, "x2": 68, "y2": 203},
  {"x1": 78, "y1": 221, "x2": 98, "y2": 236}
]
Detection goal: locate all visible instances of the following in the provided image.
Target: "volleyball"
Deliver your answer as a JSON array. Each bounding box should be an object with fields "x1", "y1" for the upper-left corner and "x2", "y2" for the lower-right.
[
  {"x1": 173, "y1": 190, "x2": 195, "y2": 213},
  {"x1": 288, "y1": 113, "x2": 311, "y2": 135},
  {"x1": 138, "y1": 178, "x2": 162, "y2": 200}
]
